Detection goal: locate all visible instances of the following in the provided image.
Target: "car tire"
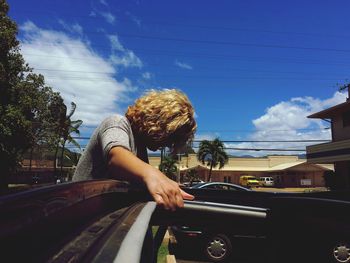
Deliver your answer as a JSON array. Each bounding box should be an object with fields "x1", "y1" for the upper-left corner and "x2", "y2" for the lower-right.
[
  {"x1": 204, "y1": 233, "x2": 232, "y2": 262},
  {"x1": 330, "y1": 241, "x2": 350, "y2": 263}
]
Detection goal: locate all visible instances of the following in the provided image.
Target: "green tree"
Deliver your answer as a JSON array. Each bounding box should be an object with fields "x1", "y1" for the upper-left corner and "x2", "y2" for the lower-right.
[
  {"x1": 47, "y1": 94, "x2": 66, "y2": 176},
  {"x1": 159, "y1": 155, "x2": 178, "y2": 181},
  {"x1": 197, "y1": 138, "x2": 228, "y2": 182},
  {"x1": 184, "y1": 169, "x2": 201, "y2": 185},
  {"x1": 0, "y1": 0, "x2": 65, "y2": 191},
  {"x1": 28, "y1": 86, "x2": 64, "y2": 171},
  {"x1": 58, "y1": 102, "x2": 82, "y2": 178}
]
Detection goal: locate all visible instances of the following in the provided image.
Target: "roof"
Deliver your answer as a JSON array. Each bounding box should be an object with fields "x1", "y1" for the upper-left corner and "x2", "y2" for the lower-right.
[
  {"x1": 308, "y1": 100, "x2": 350, "y2": 119},
  {"x1": 180, "y1": 161, "x2": 333, "y2": 172}
]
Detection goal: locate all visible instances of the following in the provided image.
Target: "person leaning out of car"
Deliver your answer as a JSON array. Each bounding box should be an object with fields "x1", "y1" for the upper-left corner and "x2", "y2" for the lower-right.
[{"x1": 73, "y1": 89, "x2": 196, "y2": 211}]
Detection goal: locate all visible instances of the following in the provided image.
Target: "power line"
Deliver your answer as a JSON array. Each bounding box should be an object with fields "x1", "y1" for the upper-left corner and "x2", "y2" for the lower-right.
[
  {"x1": 65, "y1": 145, "x2": 306, "y2": 152},
  {"x1": 22, "y1": 50, "x2": 350, "y2": 68},
  {"x1": 72, "y1": 137, "x2": 329, "y2": 143},
  {"x1": 197, "y1": 128, "x2": 331, "y2": 133},
  {"x1": 31, "y1": 68, "x2": 115, "y2": 75},
  {"x1": 18, "y1": 32, "x2": 350, "y2": 54},
  {"x1": 193, "y1": 140, "x2": 329, "y2": 143},
  {"x1": 226, "y1": 147, "x2": 305, "y2": 152},
  {"x1": 41, "y1": 75, "x2": 344, "y2": 82},
  {"x1": 12, "y1": 9, "x2": 350, "y2": 40},
  {"x1": 116, "y1": 33, "x2": 350, "y2": 53},
  {"x1": 28, "y1": 67, "x2": 350, "y2": 78}
]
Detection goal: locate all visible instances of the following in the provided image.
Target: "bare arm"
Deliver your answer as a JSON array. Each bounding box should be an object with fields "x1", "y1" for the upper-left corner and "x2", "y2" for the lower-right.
[{"x1": 107, "y1": 146, "x2": 194, "y2": 211}]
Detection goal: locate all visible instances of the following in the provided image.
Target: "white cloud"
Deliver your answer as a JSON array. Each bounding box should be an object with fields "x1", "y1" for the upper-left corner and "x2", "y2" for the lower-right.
[
  {"x1": 253, "y1": 101, "x2": 311, "y2": 131},
  {"x1": 142, "y1": 72, "x2": 151, "y2": 79},
  {"x1": 108, "y1": 34, "x2": 143, "y2": 68},
  {"x1": 175, "y1": 60, "x2": 193, "y2": 70},
  {"x1": 109, "y1": 35, "x2": 125, "y2": 51},
  {"x1": 101, "y1": 12, "x2": 115, "y2": 24},
  {"x1": 125, "y1": 11, "x2": 141, "y2": 27},
  {"x1": 90, "y1": 0, "x2": 115, "y2": 24},
  {"x1": 20, "y1": 21, "x2": 137, "y2": 128},
  {"x1": 253, "y1": 92, "x2": 347, "y2": 132},
  {"x1": 224, "y1": 91, "x2": 347, "y2": 157},
  {"x1": 58, "y1": 20, "x2": 83, "y2": 36},
  {"x1": 99, "y1": 0, "x2": 108, "y2": 6}
]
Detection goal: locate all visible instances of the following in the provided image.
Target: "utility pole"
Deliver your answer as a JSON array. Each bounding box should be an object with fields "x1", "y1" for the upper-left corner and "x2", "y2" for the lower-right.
[
  {"x1": 176, "y1": 153, "x2": 185, "y2": 183},
  {"x1": 339, "y1": 83, "x2": 350, "y2": 101},
  {"x1": 160, "y1": 147, "x2": 164, "y2": 163}
]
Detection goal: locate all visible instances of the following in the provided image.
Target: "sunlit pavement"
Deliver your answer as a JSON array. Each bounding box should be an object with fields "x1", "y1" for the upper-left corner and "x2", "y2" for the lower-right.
[{"x1": 252, "y1": 186, "x2": 328, "y2": 192}]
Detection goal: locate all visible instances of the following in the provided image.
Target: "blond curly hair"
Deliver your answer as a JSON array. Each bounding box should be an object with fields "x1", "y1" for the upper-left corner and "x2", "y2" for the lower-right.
[{"x1": 126, "y1": 89, "x2": 196, "y2": 149}]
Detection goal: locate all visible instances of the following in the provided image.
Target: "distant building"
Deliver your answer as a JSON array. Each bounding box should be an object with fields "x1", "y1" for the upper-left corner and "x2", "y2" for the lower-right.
[
  {"x1": 306, "y1": 89, "x2": 350, "y2": 189},
  {"x1": 11, "y1": 159, "x2": 72, "y2": 184},
  {"x1": 150, "y1": 154, "x2": 333, "y2": 187}
]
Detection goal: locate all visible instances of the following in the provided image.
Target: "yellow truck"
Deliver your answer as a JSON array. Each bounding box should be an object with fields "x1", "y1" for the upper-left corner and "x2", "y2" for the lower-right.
[{"x1": 239, "y1": 175, "x2": 260, "y2": 188}]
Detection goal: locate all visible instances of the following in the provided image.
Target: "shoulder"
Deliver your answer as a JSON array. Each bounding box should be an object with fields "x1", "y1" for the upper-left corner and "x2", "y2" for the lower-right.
[{"x1": 99, "y1": 114, "x2": 130, "y2": 130}]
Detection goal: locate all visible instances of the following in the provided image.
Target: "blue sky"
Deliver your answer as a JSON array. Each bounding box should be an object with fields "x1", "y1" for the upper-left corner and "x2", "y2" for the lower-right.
[{"x1": 8, "y1": 0, "x2": 350, "y2": 156}]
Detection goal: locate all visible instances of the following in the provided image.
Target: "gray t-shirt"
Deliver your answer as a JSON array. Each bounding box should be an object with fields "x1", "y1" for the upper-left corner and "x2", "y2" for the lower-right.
[{"x1": 73, "y1": 115, "x2": 148, "y2": 181}]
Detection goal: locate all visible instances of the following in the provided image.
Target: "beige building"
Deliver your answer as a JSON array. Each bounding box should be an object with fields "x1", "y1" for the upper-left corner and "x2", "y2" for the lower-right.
[
  {"x1": 307, "y1": 89, "x2": 350, "y2": 189},
  {"x1": 150, "y1": 154, "x2": 333, "y2": 188}
]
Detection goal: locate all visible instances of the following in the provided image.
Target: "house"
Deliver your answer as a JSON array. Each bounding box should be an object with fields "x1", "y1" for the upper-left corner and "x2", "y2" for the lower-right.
[
  {"x1": 306, "y1": 89, "x2": 350, "y2": 189},
  {"x1": 11, "y1": 159, "x2": 72, "y2": 184},
  {"x1": 150, "y1": 154, "x2": 333, "y2": 187}
]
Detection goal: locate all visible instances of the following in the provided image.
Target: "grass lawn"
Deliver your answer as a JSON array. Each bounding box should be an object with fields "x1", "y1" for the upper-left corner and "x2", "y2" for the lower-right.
[{"x1": 152, "y1": 226, "x2": 169, "y2": 263}]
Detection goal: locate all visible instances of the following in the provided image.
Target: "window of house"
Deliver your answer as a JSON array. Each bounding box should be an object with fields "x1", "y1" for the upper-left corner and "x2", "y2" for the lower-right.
[{"x1": 343, "y1": 110, "x2": 350, "y2": 127}]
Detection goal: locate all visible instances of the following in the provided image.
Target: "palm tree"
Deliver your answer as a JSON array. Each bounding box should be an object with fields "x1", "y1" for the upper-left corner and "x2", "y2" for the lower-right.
[
  {"x1": 159, "y1": 155, "x2": 178, "y2": 181},
  {"x1": 50, "y1": 96, "x2": 66, "y2": 177},
  {"x1": 58, "y1": 102, "x2": 83, "y2": 179},
  {"x1": 197, "y1": 138, "x2": 228, "y2": 182}
]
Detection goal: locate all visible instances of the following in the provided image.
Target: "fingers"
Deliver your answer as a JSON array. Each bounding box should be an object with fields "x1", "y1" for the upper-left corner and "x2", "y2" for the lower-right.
[
  {"x1": 152, "y1": 183, "x2": 185, "y2": 211},
  {"x1": 163, "y1": 185, "x2": 180, "y2": 211},
  {"x1": 175, "y1": 190, "x2": 184, "y2": 208},
  {"x1": 180, "y1": 189, "x2": 195, "y2": 200},
  {"x1": 144, "y1": 168, "x2": 194, "y2": 211},
  {"x1": 156, "y1": 194, "x2": 172, "y2": 211}
]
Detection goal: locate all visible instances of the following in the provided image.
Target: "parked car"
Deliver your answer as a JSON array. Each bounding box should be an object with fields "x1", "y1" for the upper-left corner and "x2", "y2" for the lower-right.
[
  {"x1": 239, "y1": 175, "x2": 260, "y2": 188},
  {"x1": 189, "y1": 182, "x2": 251, "y2": 191},
  {"x1": 182, "y1": 180, "x2": 205, "y2": 187},
  {"x1": 259, "y1": 176, "x2": 274, "y2": 187},
  {"x1": 173, "y1": 183, "x2": 260, "y2": 262},
  {"x1": 171, "y1": 189, "x2": 350, "y2": 263},
  {"x1": 171, "y1": 222, "x2": 266, "y2": 262}
]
